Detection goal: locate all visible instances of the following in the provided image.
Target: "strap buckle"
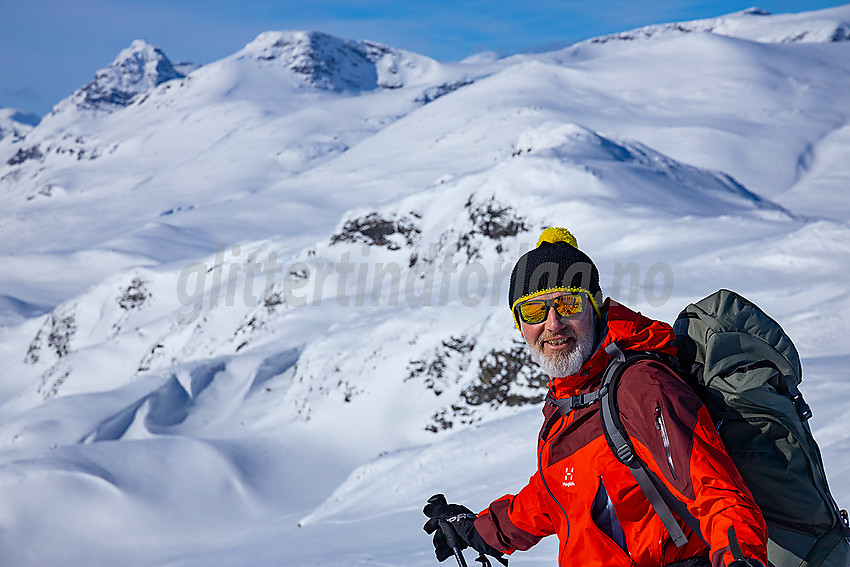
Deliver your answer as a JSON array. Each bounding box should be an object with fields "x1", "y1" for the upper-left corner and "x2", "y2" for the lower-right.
[{"x1": 569, "y1": 389, "x2": 603, "y2": 410}]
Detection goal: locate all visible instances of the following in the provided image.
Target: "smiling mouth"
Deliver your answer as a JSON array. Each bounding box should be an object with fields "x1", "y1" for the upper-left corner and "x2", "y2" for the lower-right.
[{"x1": 543, "y1": 335, "x2": 575, "y2": 349}]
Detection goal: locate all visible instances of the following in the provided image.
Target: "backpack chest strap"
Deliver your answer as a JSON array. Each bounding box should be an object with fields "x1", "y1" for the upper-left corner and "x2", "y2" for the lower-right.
[{"x1": 545, "y1": 387, "x2": 607, "y2": 416}]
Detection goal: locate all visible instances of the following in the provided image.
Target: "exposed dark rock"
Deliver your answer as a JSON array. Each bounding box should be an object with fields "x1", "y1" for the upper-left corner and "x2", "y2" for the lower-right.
[
  {"x1": 422, "y1": 339, "x2": 547, "y2": 432},
  {"x1": 7, "y1": 145, "x2": 43, "y2": 166},
  {"x1": 25, "y1": 311, "x2": 78, "y2": 364},
  {"x1": 456, "y1": 195, "x2": 529, "y2": 260},
  {"x1": 415, "y1": 78, "x2": 477, "y2": 104},
  {"x1": 119, "y1": 277, "x2": 151, "y2": 310},
  {"x1": 407, "y1": 335, "x2": 475, "y2": 396},
  {"x1": 462, "y1": 343, "x2": 548, "y2": 407},
  {"x1": 330, "y1": 212, "x2": 421, "y2": 250},
  {"x1": 466, "y1": 195, "x2": 528, "y2": 240}
]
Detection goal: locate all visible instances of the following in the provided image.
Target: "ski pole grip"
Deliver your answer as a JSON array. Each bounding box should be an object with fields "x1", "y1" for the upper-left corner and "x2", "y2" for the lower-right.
[
  {"x1": 426, "y1": 494, "x2": 468, "y2": 567},
  {"x1": 427, "y1": 495, "x2": 463, "y2": 548},
  {"x1": 441, "y1": 520, "x2": 469, "y2": 567},
  {"x1": 439, "y1": 518, "x2": 462, "y2": 549},
  {"x1": 428, "y1": 493, "x2": 449, "y2": 507}
]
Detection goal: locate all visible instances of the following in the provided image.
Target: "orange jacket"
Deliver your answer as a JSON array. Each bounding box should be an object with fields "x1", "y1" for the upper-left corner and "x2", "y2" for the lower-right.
[{"x1": 475, "y1": 300, "x2": 768, "y2": 567}]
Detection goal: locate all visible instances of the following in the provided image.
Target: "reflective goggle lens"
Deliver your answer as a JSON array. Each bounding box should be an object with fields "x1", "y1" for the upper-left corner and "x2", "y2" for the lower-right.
[{"x1": 517, "y1": 293, "x2": 585, "y2": 324}]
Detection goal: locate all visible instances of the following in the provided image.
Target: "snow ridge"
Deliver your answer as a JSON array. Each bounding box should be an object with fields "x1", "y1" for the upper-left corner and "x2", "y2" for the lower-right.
[{"x1": 585, "y1": 6, "x2": 850, "y2": 45}]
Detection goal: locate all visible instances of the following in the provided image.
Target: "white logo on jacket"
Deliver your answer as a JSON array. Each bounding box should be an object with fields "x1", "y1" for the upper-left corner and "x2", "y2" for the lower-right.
[{"x1": 563, "y1": 466, "x2": 576, "y2": 488}]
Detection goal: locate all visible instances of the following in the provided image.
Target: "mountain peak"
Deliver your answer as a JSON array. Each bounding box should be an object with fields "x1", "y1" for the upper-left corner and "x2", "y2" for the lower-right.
[
  {"x1": 240, "y1": 30, "x2": 420, "y2": 91},
  {"x1": 740, "y1": 7, "x2": 771, "y2": 16},
  {"x1": 53, "y1": 39, "x2": 192, "y2": 114},
  {"x1": 0, "y1": 108, "x2": 40, "y2": 142}
]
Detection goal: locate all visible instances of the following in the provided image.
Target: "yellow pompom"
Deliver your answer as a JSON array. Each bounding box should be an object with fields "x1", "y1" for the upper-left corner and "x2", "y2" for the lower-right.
[{"x1": 537, "y1": 227, "x2": 578, "y2": 248}]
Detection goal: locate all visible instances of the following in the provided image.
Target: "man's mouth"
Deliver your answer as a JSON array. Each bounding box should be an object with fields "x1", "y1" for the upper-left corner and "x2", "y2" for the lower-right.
[{"x1": 542, "y1": 335, "x2": 575, "y2": 350}]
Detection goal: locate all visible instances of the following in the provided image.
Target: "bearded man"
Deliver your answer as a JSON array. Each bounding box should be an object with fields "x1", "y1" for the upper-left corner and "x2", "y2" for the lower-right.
[{"x1": 424, "y1": 228, "x2": 768, "y2": 567}]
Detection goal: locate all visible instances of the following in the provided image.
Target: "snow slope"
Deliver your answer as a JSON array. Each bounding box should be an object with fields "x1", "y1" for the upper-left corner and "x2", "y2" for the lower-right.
[{"x1": 0, "y1": 5, "x2": 849, "y2": 566}]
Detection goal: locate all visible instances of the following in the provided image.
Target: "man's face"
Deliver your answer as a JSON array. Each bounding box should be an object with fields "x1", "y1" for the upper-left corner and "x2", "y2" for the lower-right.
[{"x1": 518, "y1": 291, "x2": 597, "y2": 378}]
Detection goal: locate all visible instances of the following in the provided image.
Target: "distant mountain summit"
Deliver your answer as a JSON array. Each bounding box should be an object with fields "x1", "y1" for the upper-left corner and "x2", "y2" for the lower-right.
[
  {"x1": 0, "y1": 108, "x2": 40, "y2": 142},
  {"x1": 51, "y1": 39, "x2": 196, "y2": 114},
  {"x1": 585, "y1": 6, "x2": 850, "y2": 45},
  {"x1": 239, "y1": 31, "x2": 428, "y2": 91}
]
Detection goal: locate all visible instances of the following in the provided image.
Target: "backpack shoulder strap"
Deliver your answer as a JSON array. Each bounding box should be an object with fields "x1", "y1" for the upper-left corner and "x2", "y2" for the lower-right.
[{"x1": 600, "y1": 342, "x2": 705, "y2": 548}]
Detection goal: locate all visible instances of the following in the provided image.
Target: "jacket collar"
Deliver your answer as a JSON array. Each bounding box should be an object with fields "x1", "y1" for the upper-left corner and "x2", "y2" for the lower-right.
[{"x1": 547, "y1": 298, "x2": 676, "y2": 398}]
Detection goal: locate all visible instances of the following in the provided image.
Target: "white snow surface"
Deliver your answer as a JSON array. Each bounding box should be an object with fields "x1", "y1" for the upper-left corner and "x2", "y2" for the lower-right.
[{"x1": 1, "y1": 5, "x2": 850, "y2": 566}]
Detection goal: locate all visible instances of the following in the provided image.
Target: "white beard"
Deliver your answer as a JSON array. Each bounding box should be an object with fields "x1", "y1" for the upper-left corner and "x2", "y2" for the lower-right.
[{"x1": 529, "y1": 318, "x2": 597, "y2": 378}]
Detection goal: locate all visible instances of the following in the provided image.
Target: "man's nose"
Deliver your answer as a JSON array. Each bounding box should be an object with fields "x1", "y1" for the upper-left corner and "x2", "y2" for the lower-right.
[{"x1": 544, "y1": 305, "x2": 567, "y2": 330}]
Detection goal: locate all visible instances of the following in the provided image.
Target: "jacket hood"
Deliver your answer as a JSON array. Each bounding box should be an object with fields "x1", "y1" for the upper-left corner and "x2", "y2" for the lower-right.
[{"x1": 548, "y1": 298, "x2": 676, "y2": 397}]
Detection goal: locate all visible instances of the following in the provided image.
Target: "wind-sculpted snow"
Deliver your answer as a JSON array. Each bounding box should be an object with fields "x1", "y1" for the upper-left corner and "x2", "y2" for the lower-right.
[
  {"x1": 0, "y1": 294, "x2": 49, "y2": 328},
  {"x1": 1, "y1": 5, "x2": 850, "y2": 567},
  {"x1": 510, "y1": 122, "x2": 790, "y2": 217}
]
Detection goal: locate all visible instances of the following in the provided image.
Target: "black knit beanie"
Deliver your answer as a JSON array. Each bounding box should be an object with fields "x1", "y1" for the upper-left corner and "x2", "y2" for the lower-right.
[{"x1": 508, "y1": 227, "x2": 602, "y2": 328}]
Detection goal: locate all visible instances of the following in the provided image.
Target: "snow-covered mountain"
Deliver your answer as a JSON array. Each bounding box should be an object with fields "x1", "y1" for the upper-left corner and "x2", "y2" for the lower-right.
[
  {"x1": 0, "y1": 108, "x2": 39, "y2": 139},
  {"x1": 586, "y1": 6, "x2": 850, "y2": 44},
  {"x1": 239, "y1": 30, "x2": 439, "y2": 91},
  {"x1": 1, "y1": 5, "x2": 850, "y2": 566},
  {"x1": 51, "y1": 39, "x2": 196, "y2": 115},
  {"x1": 0, "y1": 108, "x2": 40, "y2": 163}
]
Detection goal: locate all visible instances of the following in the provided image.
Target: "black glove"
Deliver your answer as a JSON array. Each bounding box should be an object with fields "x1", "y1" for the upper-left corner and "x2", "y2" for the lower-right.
[{"x1": 423, "y1": 494, "x2": 508, "y2": 566}]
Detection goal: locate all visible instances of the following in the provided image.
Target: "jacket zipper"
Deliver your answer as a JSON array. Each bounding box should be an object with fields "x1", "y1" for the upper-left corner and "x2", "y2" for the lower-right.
[
  {"x1": 539, "y1": 415, "x2": 571, "y2": 524},
  {"x1": 655, "y1": 406, "x2": 678, "y2": 481}
]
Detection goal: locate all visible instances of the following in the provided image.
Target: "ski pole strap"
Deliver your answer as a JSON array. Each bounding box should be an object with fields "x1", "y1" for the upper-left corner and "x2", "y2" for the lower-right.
[{"x1": 600, "y1": 342, "x2": 706, "y2": 548}]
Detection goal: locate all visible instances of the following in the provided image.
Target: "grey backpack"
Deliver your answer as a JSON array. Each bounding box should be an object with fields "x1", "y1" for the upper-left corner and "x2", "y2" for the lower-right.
[
  {"x1": 670, "y1": 290, "x2": 849, "y2": 567},
  {"x1": 548, "y1": 289, "x2": 850, "y2": 567}
]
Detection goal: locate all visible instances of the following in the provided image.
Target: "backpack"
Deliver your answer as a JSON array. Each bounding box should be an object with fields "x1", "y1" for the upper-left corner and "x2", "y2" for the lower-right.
[{"x1": 547, "y1": 289, "x2": 850, "y2": 567}]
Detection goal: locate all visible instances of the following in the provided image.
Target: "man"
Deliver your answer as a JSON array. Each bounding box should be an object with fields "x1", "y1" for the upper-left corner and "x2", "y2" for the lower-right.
[{"x1": 424, "y1": 227, "x2": 768, "y2": 567}]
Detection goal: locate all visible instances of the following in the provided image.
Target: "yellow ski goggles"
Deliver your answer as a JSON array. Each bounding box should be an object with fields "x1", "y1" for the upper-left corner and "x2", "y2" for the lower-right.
[{"x1": 515, "y1": 292, "x2": 586, "y2": 325}]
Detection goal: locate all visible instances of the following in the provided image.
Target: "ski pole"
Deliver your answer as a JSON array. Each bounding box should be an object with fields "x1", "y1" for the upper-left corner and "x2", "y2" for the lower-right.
[{"x1": 427, "y1": 494, "x2": 469, "y2": 567}]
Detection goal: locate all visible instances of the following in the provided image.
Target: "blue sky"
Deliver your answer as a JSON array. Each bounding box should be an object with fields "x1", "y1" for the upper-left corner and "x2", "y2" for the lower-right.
[{"x1": 1, "y1": 0, "x2": 848, "y2": 117}]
